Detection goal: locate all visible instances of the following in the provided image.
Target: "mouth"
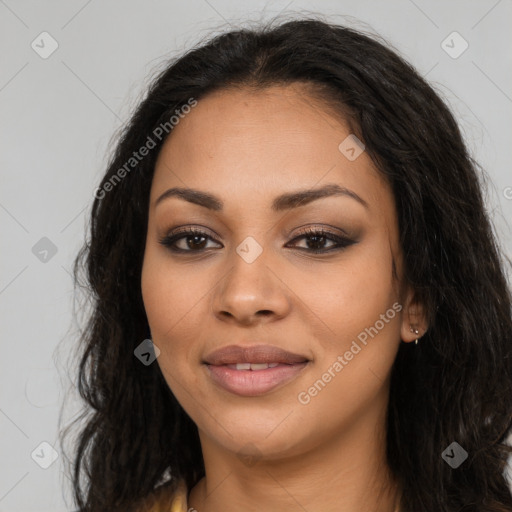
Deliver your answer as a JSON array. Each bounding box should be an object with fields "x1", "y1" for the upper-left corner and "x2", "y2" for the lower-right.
[
  {"x1": 203, "y1": 344, "x2": 310, "y2": 396},
  {"x1": 225, "y1": 362, "x2": 282, "y2": 370}
]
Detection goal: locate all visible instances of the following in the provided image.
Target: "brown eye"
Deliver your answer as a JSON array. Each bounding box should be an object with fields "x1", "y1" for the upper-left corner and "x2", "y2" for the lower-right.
[
  {"x1": 286, "y1": 227, "x2": 356, "y2": 254},
  {"x1": 159, "y1": 227, "x2": 220, "y2": 252}
]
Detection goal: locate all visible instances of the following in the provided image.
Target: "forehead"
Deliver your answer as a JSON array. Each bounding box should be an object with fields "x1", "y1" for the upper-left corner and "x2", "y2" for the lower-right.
[{"x1": 151, "y1": 84, "x2": 393, "y2": 218}]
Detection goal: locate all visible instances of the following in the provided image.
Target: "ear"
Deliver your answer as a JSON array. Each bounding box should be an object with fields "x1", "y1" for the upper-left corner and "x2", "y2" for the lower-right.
[{"x1": 400, "y1": 286, "x2": 428, "y2": 343}]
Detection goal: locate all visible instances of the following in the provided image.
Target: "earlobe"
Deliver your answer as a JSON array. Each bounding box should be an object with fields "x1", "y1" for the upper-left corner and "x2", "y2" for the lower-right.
[
  {"x1": 407, "y1": 325, "x2": 421, "y2": 345},
  {"x1": 400, "y1": 287, "x2": 428, "y2": 343}
]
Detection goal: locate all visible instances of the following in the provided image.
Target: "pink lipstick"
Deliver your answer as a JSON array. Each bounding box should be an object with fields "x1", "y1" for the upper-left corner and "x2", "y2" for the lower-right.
[{"x1": 203, "y1": 344, "x2": 309, "y2": 396}]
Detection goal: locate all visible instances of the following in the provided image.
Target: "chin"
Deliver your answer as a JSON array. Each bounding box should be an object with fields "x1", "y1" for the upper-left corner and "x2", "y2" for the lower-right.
[{"x1": 204, "y1": 420, "x2": 310, "y2": 460}]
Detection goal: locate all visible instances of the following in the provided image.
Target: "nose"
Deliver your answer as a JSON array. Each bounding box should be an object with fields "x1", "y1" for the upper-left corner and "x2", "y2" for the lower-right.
[{"x1": 211, "y1": 243, "x2": 291, "y2": 326}]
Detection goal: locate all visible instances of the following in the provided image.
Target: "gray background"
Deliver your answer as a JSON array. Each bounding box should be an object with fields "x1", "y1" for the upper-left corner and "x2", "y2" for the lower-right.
[{"x1": 1, "y1": 1, "x2": 511, "y2": 510}]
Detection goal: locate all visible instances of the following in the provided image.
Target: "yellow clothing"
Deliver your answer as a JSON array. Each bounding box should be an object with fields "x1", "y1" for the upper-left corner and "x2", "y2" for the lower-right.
[
  {"x1": 168, "y1": 479, "x2": 188, "y2": 512},
  {"x1": 140, "y1": 478, "x2": 188, "y2": 512}
]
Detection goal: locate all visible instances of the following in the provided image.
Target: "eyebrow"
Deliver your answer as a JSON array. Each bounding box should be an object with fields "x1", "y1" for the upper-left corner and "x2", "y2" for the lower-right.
[{"x1": 154, "y1": 183, "x2": 369, "y2": 212}]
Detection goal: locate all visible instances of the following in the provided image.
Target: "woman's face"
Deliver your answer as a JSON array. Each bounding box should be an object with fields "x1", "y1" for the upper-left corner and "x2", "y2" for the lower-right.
[{"x1": 141, "y1": 84, "x2": 416, "y2": 461}]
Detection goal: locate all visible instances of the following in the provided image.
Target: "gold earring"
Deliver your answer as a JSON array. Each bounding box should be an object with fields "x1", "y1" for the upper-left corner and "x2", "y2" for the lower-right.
[{"x1": 410, "y1": 325, "x2": 420, "y2": 345}]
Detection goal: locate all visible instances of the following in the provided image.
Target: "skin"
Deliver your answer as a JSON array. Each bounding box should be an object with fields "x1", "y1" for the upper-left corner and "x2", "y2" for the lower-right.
[{"x1": 141, "y1": 83, "x2": 427, "y2": 512}]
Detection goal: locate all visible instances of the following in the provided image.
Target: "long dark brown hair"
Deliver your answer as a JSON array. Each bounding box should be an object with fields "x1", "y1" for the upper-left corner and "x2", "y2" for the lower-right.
[{"x1": 64, "y1": 14, "x2": 512, "y2": 512}]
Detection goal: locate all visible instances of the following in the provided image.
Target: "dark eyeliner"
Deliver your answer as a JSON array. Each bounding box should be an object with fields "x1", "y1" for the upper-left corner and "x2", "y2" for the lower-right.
[{"x1": 158, "y1": 226, "x2": 356, "y2": 254}]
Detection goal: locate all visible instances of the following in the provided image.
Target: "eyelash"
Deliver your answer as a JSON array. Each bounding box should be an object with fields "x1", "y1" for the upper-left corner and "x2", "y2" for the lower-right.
[{"x1": 158, "y1": 226, "x2": 356, "y2": 255}]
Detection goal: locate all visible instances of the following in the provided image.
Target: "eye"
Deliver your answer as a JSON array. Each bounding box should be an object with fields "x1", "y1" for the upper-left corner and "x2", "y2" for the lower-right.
[
  {"x1": 159, "y1": 226, "x2": 220, "y2": 252},
  {"x1": 158, "y1": 226, "x2": 356, "y2": 254},
  {"x1": 287, "y1": 226, "x2": 356, "y2": 253}
]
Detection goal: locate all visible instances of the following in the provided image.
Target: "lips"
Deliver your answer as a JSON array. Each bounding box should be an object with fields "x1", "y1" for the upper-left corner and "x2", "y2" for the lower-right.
[
  {"x1": 203, "y1": 344, "x2": 310, "y2": 396},
  {"x1": 203, "y1": 344, "x2": 309, "y2": 366}
]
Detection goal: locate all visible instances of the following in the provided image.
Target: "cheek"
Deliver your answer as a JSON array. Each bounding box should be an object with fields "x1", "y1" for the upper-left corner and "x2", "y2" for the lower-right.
[
  {"x1": 141, "y1": 247, "x2": 217, "y2": 391},
  {"x1": 141, "y1": 246, "x2": 206, "y2": 337},
  {"x1": 292, "y1": 236, "x2": 398, "y2": 349},
  {"x1": 141, "y1": 253, "x2": 206, "y2": 406},
  {"x1": 295, "y1": 235, "x2": 401, "y2": 410}
]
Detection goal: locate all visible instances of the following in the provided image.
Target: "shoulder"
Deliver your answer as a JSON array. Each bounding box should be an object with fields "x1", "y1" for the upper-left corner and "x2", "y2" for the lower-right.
[{"x1": 135, "y1": 478, "x2": 188, "y2": 512}]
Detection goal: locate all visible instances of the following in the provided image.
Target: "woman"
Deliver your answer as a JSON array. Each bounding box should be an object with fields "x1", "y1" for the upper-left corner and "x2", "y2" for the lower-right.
[{"x1": 67, "y1": 16, "x2": 512, "y2": 512}]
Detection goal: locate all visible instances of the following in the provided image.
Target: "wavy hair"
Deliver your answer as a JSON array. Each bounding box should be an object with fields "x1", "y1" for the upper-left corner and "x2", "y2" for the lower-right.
[{"x1": 65, "y1": 15, "x2": 512, "y2": 512}]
